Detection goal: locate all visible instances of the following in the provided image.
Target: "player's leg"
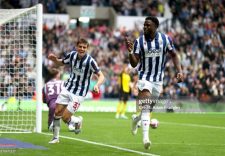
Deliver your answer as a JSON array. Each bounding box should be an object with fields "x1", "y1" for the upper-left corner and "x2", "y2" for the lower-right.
[
  {"x1": 121, "y1": 93, "x2": 129, "y2": 119},
  {"x1": 48, "y1": 101, "x2": 56, "y2": 130},
  {"x1": 64, "y1": 99, "x2": 83, "y2": 134},
  {"x1": 49, "y1": 115, "x2": 79, "y2": 132},
  {"x1": 148, "y1": 83, "x2": 162, "y2": 127},
  {"x1": 62, "y1": 109, "x2": 73, "y2": 128},
  {"x1": 62, "y1": 108, "x2": 83, "y2": 134},
  {"x1": 139, "y1": 89, "x2": 151, "y2": 150},
  {"x1": 133, "y1": 99, "x2": 155, "y2": 131},
  {"x1": 49, "y1": 104, "x2": 67, "y2": 143},
  {"x1": 115, "y1": 101, "x2": 123, "y2": 119},
  {"x1": 67, "y1": 115, "x2": 82, "y2": 131},
  {"x1": 131, "y1": 100, "x2": 142, "y2": 135},
  {"x1": 116, "y1": 91, "x2": 123, "y2": 119},
  {"x1": 120, "y1": 101, "x2": 128, "y2": 119}
]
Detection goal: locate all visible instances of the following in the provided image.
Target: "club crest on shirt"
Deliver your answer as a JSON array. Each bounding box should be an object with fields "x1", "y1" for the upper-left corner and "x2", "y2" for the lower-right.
[
  {"x1": 145, "y1": 48, "x2": 161, "y2": 57},
  {"x1": 73, "y1": 68, "x2": 83, "y2": 75}
]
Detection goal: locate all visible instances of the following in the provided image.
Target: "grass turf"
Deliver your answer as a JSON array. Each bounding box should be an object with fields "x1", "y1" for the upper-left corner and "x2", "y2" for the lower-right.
[{"x1": 0, "y1": 111, "x2": 225, "y2": 156}]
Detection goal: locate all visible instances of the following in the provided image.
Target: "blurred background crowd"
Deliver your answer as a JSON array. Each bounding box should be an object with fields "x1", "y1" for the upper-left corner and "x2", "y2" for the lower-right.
[
  {"x1": 0, "y1": 0, "x2": 224, "y2": 103},
  {"x1": 0, "y1": 0, "x2": 165, "y2": 17}
]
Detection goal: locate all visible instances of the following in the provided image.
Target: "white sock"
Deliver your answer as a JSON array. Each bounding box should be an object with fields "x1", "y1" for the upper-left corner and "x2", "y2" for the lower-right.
[
  {"x1": 141, "y1": 112, "x2": 150, "y2": 141},
  {"x1": 53, "y1": 116, "x2": 61, "y2": 139},
  {"x1": 70, "y1": 116, "x2": 80, "y2": 124}
]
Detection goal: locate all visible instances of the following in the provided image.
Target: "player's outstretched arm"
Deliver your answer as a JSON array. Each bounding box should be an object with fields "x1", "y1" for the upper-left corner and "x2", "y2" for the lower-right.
[
  {"x1": 125, "y1": 37, "x2": 139, "y2": 67},
  {"x1": 48, "y1": 53, "x2": 64, "y2": 67},
  {"x1": 169, "y1": 50, "x2": 184, "y2": 82},
  {"x1": 93, "y1": 71, "x2": 105, "y2": 93}
]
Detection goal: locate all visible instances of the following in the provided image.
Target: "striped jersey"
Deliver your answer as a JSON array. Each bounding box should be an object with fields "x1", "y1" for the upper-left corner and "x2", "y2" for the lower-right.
[
  {"x1": 62, "y1": 51, "x2": 100, "y2": 97},
  {"x1": 133, "y1": 32, "x2": 175, "y2": 82}
]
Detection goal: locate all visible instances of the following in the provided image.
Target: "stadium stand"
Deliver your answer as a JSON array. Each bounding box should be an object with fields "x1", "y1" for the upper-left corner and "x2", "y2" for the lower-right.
[{"x1": 0, "y1": 0, "x2": 224, "y2": 102}]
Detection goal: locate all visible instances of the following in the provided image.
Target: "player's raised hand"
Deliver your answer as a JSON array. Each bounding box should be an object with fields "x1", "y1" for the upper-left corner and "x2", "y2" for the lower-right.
[
  {"x1": 125, "y1": 37, "x2": 133, "y2": 53},
  {"x1": 93, "y1": 85, "x2": 100, "y2": 94},
  {"x1": 48, "y1": 53, "x2": 64, "y2": 67},
  {"x1": 176, "y1": 72, "x2": 184, "y2": 83},
  {"x1": 48, "y1": 53, "x2": 58, "y2": 62}
]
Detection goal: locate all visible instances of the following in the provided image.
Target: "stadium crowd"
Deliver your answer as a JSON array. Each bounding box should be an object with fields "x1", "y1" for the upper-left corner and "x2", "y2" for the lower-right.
[
  {"x1": 165, "y1": 0, "x2": 225, "y2": 102},
  {"x1": 0, "y1": 0, "x2": 164, "y2": 17},
  {"x1": 0, "y1": 0, "x2": 224, "y2": 102},
  {"x1": 0, "y1": 24, "x2": 36, "y2": 98}
]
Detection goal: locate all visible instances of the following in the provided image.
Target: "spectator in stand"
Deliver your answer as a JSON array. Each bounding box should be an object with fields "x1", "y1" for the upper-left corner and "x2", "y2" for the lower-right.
[{"x1": 1, "y1": 1, "x2": 223, "y2": 100}]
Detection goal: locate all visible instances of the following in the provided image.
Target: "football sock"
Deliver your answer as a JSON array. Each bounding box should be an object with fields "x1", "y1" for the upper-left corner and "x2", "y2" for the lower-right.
[
  {"x1": 141, "y1": 111, "x2": 150, "y2": 140},
  {"x1": 70, "y1": 116, "x2": 81, "y2": 124},
  {"x1": 116, "y1": 101, "x2": 123, "y2": 115},
  {"x1": 121, "y1": 103, "x2": 127, "y2": 115},
  {"x1": 53, "y1": 116, "x2": 61, "y2": 139}
]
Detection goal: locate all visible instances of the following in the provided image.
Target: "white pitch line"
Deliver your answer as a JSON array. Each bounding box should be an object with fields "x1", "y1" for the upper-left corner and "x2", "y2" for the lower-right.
[
  {"x1": 41, "y1": 132, "x2": 159, "y2": 156},
  {"x1": 108, "y1": 142, "x2": 225, "y2": 146},
  {"x1": 161, "y1": 122, "x2": 225, "y2": 130},
  {"x1": 153, "y1": 143, "x2": 225, "y2": 146}
]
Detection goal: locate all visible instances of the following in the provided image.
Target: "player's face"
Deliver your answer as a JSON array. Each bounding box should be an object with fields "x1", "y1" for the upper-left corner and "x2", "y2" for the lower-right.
[
  {"x1": 143, "y1": 20, "x2": 156, "y2": 35},
  {"x1": 77, "y1": 43, "x2": 88, "y2": 58}
]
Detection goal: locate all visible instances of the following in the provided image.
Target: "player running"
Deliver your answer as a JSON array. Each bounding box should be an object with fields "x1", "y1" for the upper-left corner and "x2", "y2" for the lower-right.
[
  {"x1": 126, "y1": 16, "x2": 183, "y2": 149},
  {"x1": 48, "y1": 38, "x2": 105, "y2": 143}
]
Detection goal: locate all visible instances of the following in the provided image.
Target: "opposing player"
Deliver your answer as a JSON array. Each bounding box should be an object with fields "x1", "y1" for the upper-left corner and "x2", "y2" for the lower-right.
[
  {"x1": 115, "y1": 64, "x2": 131, "y2": 119},
  {"x1": 48, "y1": 38, "x2": 105, "y2": 143},
  {"x1": 126, "y1": 16, "x2": 183, "y2": 149},
  {"x1": 42, "y1": 69, "x2": 79, "y2": 131}
]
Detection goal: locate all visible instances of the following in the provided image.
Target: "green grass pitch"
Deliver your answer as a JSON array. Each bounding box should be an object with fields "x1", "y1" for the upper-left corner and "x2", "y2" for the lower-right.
[{"x1": 1, "y1": 111, "x2": 225, "y2": 156}]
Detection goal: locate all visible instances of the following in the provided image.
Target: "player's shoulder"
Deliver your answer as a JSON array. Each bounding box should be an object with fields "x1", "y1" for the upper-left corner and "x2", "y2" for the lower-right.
[
  {"x1": 87, "y1": 54, "x2": 97, "y2": 62},
  {"x1": 71, "y1": 50, "x2": 77, "y2": 53},
  {"x1": 157, "y1": 32, "x2": 167, "y2": 38},
  {"x1": 136, "y1": 34, "x2": 144, "y2": 41},
  {"x1": 55, "y1": 80, "x2": 64, "y2": 84},
  {"x1": 70, "y1": 50, "x2": 78, "y2": 56},
  {"x1": 157, "y1": 32, "x2": 173, "y2": 42},
  {"x1": 161, "y1": 32, "x2": 172, "y2": 40},
  {"x1": 47, "y1": 79, "x2": 63, "y2": 84},
  {"x1": 64, "y1": 50, "x2": 77, "y2": 56}
]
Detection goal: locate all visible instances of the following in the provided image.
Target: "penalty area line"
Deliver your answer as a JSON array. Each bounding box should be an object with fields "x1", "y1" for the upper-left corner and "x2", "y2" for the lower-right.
[{"x1": 41, "y1": 132, "x2": 159, "y2": 156}]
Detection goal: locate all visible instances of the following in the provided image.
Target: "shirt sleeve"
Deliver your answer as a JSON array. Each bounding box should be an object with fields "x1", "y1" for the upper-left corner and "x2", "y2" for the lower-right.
[
  {"x1": 90, "y1": 59, "x2": 100, "y2": 74},
  {"x1": 133, "y1": 39, "x2": 140, "y2": 55},
  {"x1": 166, "y1": 36, "x2": 175, "y2": 52},
  {"x1": 62, "y1": 51, "x2": 76, "y2": 65}
]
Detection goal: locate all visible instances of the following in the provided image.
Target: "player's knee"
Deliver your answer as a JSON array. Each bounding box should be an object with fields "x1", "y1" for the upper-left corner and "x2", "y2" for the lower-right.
[
  {"x1": 54, "y1": 115, "x2": 62, "y2": 120},
  {"x1": 139, "y1": 89, "x2": 151, "y2": 98},
  {"x1": 54, "y1": 108, "x2": 63, "y2": 116}
]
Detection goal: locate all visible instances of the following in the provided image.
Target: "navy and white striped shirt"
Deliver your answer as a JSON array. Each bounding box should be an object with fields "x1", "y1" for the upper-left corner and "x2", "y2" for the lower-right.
[
  {"x1": 133, "y1": 32, "x2": 175, "y2": 82},
  {"x1": 62, "y1": 51, "x2": 100, "y2": 97}
]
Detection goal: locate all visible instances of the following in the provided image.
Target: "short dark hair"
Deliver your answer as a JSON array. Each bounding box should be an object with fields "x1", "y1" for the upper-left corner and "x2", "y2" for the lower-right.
[
  {"x1": 145, "y1": 16, "x2": 159, "y2": 28},
  {"x1": 77, "y1": 38, "x2": 89, "y2": 47}
]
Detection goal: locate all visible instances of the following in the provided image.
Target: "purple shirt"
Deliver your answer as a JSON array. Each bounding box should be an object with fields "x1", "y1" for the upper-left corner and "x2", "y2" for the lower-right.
[{"x1": 43, "y1": 79, "x2": 64, "y2": 105}]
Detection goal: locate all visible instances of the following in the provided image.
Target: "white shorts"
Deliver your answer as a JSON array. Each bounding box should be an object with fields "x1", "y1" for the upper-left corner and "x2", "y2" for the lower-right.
[
  {"x1": 137, "y1": 80, "x2": 163, "y2": 98},
  {"x1": 55, "y1": 87, "x2": 84, "y2": 113}
]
